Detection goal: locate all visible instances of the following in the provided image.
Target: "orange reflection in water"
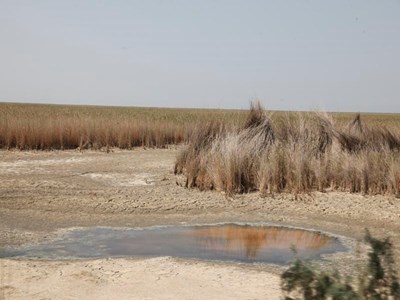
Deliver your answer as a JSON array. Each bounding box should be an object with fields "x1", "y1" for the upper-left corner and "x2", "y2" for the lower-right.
[{"x1": 188, "y1": 225, "x2": 332, "y2": 259}]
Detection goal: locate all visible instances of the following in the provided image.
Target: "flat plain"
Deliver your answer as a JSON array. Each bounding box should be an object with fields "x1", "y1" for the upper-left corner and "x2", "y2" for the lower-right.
[{"x1": 1, "y1": 103, "x2": 400, "y2": 299}]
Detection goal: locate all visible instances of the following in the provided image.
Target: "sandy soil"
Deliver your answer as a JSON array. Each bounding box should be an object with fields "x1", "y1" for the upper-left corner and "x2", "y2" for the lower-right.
[
  {"x1": 1, "y1": 257, "x2": 280, "y2": 300},
  {"x1": 1, "y1": 148, "x2": 400, "y2": 299}
]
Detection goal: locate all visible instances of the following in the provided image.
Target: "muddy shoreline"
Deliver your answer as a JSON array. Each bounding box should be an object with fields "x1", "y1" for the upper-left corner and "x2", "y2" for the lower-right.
[{"x1": 1, "y1": 149, "x2": 399, "y2": 299}]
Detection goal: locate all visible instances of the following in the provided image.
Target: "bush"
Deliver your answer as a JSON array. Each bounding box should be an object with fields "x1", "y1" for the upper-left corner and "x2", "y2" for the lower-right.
[{"x1": 280, "y1": 230, "x2": 400, "y2": 300}]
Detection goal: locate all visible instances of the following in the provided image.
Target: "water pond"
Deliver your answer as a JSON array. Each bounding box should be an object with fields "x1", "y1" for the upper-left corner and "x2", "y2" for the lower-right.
[{"x1": 0, "y1": 224, "x2": 347, "y2": 265}]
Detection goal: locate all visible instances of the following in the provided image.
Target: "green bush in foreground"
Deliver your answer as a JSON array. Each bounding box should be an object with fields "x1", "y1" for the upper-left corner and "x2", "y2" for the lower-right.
[{"x1": 281, "y1": 230, "x2": 400, "y2": 300}]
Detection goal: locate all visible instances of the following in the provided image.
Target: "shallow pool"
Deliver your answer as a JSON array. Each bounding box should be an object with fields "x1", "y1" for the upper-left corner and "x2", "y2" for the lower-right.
[{"x1": 0, "y1": 224, "x2": 347, "y2": 264}]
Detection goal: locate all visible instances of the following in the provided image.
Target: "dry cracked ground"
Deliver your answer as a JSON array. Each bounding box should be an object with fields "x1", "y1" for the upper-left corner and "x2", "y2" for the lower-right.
[{"x1": 1, "y1": 148, "x2": 400, "y2": 299}]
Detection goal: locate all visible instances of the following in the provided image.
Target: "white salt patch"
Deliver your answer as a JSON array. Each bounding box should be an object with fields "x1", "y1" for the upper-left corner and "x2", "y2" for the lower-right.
[{"x1": 81, "y1": 172, "x2": 154, "y2": 187}]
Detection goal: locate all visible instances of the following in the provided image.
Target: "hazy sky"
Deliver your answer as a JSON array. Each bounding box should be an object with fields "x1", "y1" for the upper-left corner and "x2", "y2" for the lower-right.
[{"x1": 1, "y1": 1, "x2": 400, "y2": 112}]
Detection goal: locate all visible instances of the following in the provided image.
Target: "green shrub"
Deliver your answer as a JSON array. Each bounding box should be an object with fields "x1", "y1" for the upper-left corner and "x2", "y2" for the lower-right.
[{"x1": 281, "y1": 230, "x2": 400, "y2": 300}]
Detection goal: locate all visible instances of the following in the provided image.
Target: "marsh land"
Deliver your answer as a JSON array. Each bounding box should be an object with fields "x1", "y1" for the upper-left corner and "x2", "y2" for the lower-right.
[
  {"x1": 1, "y1": 148, "x2": 400, "y2": 299},
  {"x1": 1, "y1": 104, "x2": 400, "y2": 299}
]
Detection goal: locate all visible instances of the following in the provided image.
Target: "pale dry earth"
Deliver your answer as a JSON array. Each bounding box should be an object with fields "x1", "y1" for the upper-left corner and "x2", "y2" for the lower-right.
[
  {"x1": 0, "y1": 257, "x2": 280, "y2": 300},
  {"x1": 1, "y1": 148, "x2": 400, "y2": 299}
]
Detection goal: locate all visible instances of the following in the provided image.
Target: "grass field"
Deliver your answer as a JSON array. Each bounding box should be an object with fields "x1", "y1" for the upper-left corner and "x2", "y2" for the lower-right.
[
  {"x1": 1, "y1": 102, "x2": 399, "y2": 151},
  {"x1": 0, "y1": 102, "x2": 245, "y2": 150}
]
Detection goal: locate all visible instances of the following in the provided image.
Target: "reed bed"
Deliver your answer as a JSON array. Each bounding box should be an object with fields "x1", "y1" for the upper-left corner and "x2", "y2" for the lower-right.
[
  {"x1": 0, "y1": 103, "x2": 244, "y2": 150},
  {"x1": 1, "y1": 102, "x2": 399, "y2": 154},
  {"x1": 175, "y1": 102, "x2": 400, "y2": 196}
]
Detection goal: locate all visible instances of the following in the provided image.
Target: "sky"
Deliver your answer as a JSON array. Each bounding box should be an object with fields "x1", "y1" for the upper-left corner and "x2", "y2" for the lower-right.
[{"x1": 1, "y1": 1, "x2": 399, "y2": 112}]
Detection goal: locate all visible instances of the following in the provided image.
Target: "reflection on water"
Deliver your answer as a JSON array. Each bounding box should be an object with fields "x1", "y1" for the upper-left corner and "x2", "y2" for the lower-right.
[
  {"x1": 190, "y1": 226, "x2": 332, "y2": 259},
  {"x1": 0, "y1": 224, "x2": 347, "y2": 264}
]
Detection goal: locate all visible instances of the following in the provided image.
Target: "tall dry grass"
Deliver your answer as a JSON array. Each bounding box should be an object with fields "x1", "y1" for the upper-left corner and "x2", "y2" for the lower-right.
[
  {"x1": 175, "y1": 102, "x2": 400, "y2": 196},
  {"x1": 0, "y1": 116, "x2": 186, "y2": 150},
  {"x1": 0, "y1": 103, "x2": 244, "y2": 150},
  {"x1": 1, "y1": 102, "x2": 399, "y2": 153}
]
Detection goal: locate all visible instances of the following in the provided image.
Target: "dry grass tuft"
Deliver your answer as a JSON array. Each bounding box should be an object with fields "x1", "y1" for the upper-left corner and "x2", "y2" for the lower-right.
[
  {"x1": 174, "y1": 121, "x2": 224, "y2": 188},
  {"x1": 175, "y1": 102, "x2": 400, "y2": 196},
  {"x1": 335, "y1": 114, "x2": 400, "y2": 153}
]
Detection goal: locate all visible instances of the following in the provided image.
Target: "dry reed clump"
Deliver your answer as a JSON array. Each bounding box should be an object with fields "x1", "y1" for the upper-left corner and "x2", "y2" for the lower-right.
[
  {"x1": 335, "y1": 113, "x2": 400, "y2": 153},
  {"x1": 175, "y1": 102, "x2": 400, "y2": 196},
  {"x1": 174, "y1": 121, "x2": 225, "y2": 188}
]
